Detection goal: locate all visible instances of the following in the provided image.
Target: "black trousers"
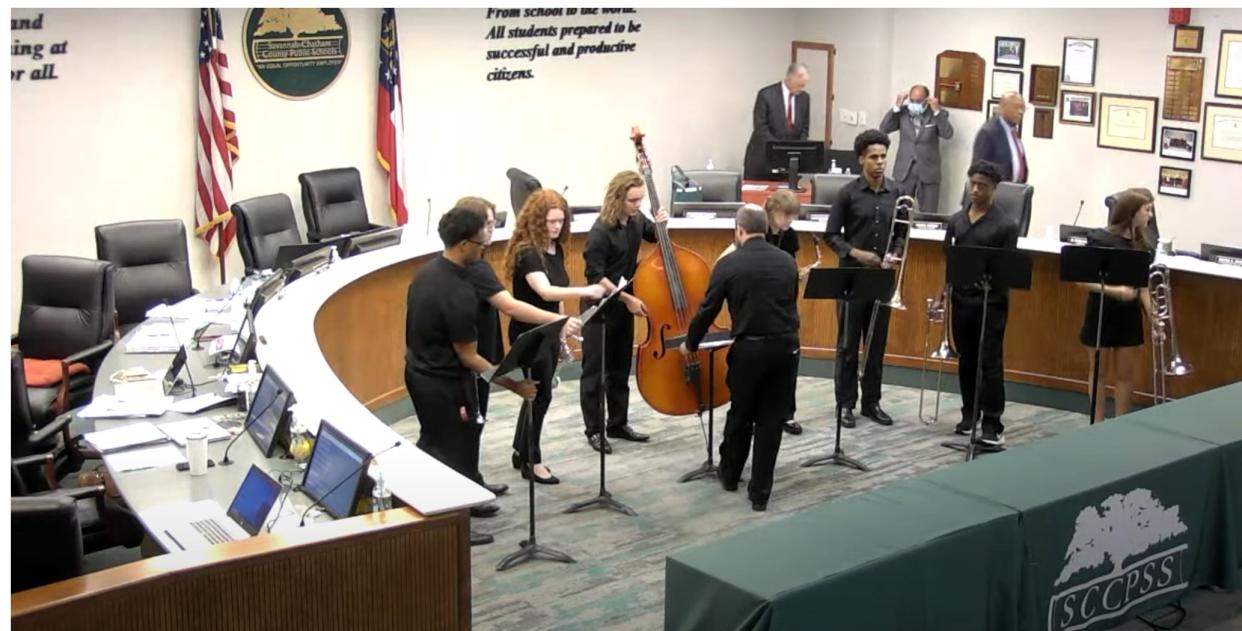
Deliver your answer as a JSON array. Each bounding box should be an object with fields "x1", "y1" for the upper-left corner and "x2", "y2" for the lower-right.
[
  {"x1": 835, "y1": 298, "x2": 890, "y2": 410},
  {"x1": 952, "y1": 297, "x2": 1009, "y2": 434},
  {"x1": 719, "y1": 336, "x2": 800, "y2": 504},
  {"x1": 512, "y1": 348, "x2": 558, "y2": 465},
  {"x1": 405, "y1": 367, "x2": 483, "y2": 485},
  {"x1": 579, "y1": 303, "x2": 634, "y2": 436}
]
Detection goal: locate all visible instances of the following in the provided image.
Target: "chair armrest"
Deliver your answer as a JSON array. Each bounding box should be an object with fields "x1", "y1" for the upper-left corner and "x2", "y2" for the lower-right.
[
  {"x1": 58, "y1": 484, "x2": 106, "y2": 502},
  {"x1": 29, "y1": 409, "x2": 74, "y2": 446},
  {"x1": 366, "y1": 223, "x2": 386, "y2": 232},
  {"x1": 63, "y1": 340, "x2": 113, "y2": 367},
  {"x1": 306, "y1": 228, "x2": 324, "y2": 243},
  {"x1": 13, "y1": 452, "x2": 58, "y2": 490},
  {"x1": 11, "y1": 333, "x2": 18, "y2": 346}
]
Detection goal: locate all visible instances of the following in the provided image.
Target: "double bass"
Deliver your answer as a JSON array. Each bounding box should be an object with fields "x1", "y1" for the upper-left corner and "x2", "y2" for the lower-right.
[{"x1": 629, "y1": 128, "x2": 730, "y2": 417}]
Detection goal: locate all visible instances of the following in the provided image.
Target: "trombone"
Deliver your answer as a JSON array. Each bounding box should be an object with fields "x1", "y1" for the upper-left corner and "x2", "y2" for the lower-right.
[
  {"x1": 918, "y1": 286, "x2": 958, "y2": 423},
  {"x1": 1148, "y1": 263, "x2": 1192, "y2": 404},
  {"x1": 861, "y1": 195, "x2": 916, "y2": 369}
]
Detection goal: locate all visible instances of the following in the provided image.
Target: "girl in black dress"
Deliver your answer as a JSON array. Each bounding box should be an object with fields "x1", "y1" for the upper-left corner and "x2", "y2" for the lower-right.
[
  {"x1": 1079, "y1": 188, "x2": 1155, "y2": 421},
  {"x1": 502, "y1": 189, "x2": 607, "y2": 483}
]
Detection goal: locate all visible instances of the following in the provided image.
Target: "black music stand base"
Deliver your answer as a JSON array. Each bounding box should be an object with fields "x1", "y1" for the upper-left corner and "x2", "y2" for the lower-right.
[
  {"x1": 801, "y1": 405, "x2": 870, "y2": 471},
  {"x1": 564, "y1": 489, "x2": 638, "y2": 517},
  {"x1": 679, "y1": 459, "x2": 717, "y2": 483},
  {"x1": 497, "y1": 539, "x2": 576, "y2": 571},
  {"x1": 564, "y1": 328, "x2": 637, "y2": 517},
  {"x1": 678, "y1": 340, "x2": 728, "y2": 484}
]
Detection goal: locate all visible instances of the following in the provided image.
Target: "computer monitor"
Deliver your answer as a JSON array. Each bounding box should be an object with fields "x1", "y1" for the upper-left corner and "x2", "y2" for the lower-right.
[
  {"x1": 765, "y1": 140, "x2": 826, "y2": 192},
  {"x1": 245, "y1": 366, "x2": 294, "y2": 458},
  {"x1": 344, "y1": 227, "x2": 403, "y2": 257},
  {"x1": 671, "y1": 202, "x2": 745, "y2": 219},
  {"x1": 222, "y1": 308, "x2": 257, "y2": 365},
  {"x1": 249, "y1": 271, "x2": 286, "y2": 316},
  {"x1": 285, "y1": 247, "x2": 334, "y2": 282},
  {"x1": 226, "y1": 465, "x2": 282, "y2": 536},
  {"x1": 1060, "y1": 225, "x2": 1092, "y2": 245},
  {"x1": 1201, "y1": 243, "x2": 1242, "y2": 267},
  {"x1": 301, "y1": 421, "x2": 372, "y2": 519}
]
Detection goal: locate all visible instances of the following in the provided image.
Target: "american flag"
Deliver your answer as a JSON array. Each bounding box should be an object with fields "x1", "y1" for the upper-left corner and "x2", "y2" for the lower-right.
[
  {"x1": 195, "y1": 8, "x2": 239, "y2": 280},
  {"x1": 377, "y1": 8, "x2": 408, "y2": 225}
]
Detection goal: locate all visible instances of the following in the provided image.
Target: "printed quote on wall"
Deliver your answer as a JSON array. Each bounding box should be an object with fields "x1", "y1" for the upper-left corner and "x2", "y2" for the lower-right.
[
  {"x1": 11, "y1": 13, "x2": 67, "y2": 82},
  {"x1": 484, "y1": 7, "x2": 642, "y2": 82}
]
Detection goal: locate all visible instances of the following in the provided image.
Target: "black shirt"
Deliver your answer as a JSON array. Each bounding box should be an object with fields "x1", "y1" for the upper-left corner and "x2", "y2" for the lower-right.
[
  {"x1": 685, "y1": 237, "x2": 800, "y2": 351},
  {"x1": 823, "y1": 176, "x2": 907, "y2": 266},
  {"x1": 510, "y1": 243, "x2": 569, "y2": 339},
  {"x1": 943, "y1": 205, "x2": 1021, "y2": 304},
  {"x1": 467, "y1": 261, "x2": 505, "y2": 363},
  {"x1": 766, "y1": 226, "x2": 799, "y2": 258},
  {"x1": 583, "y1": 213, "x2": 658, "y2": 309},
  {"x1": 405, "y1": 255, "x2": 478, "y2": 380}
]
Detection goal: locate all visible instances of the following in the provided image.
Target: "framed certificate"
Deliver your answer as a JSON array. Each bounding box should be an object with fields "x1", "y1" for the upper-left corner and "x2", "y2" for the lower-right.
[
  {"x1": 1201, "y1": 101, "x2": 1242, "y2": 164},
  {"x1": 1060, "y1": 90, "x2": 1096, "y2": 126},
  {"x1": 1173, "y1": 25, "x2": 1203, "y2": 53},
  {"x1": 1215, "y1": 30, "x2": 1242, "y2": 99},
  {"x1": 1029, "y1": 65, "x2": 1059, "y2": 107},
  {"x1": 1062, "y1": 37, "x2": 1098, "y2": 86},
  {"x1": 991, "y1": 69, "x2": 1023, "y2": 99},
  {"x1": 1097, "y1": 93, "x2": 1158, "y2": 153}
]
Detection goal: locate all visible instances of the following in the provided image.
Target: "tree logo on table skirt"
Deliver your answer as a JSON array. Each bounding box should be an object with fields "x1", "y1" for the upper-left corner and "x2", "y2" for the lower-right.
[{"x1": 1048, "y1": 488, "x2": 1190, "y2": 631}]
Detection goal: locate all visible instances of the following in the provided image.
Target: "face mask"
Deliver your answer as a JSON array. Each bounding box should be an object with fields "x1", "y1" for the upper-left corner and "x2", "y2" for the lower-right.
[{"x1": 907, "y1": 102, "x2": 925, "y2": 116}]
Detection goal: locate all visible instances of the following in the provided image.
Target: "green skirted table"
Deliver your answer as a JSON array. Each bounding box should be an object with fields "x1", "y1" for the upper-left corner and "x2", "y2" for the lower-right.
[{"x1": 665, "y1": 478, "x2": 1024, "y2": 631}]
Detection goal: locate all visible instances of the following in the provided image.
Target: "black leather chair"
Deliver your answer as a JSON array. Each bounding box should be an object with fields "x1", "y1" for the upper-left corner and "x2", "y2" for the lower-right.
[
  {"x1": 506, "y1": 167, "x2": 541, "y2": 216},
  {"x1": 13, "y1": 256, "x2": 116, "y2": 428},
  {"x1": 232, "y1": 193, "x2": 304, "y2": 274},
  {"x1": 810, "y1": 173, "x2": 856, "y2": 206},
  {"x1": 1105, "y1": 190, "x2": 1160, "y2": 243},
  {"x1": 12, "y1": 350, "x2": 80, "y2": 474},
  {"x1": 95, "y1": 220, "x2": 194, "y2": 330},
  {"x1": 682, "y1": 170, "x2": 742, "y2": 202},
  {"x1": 959, "y1": 181, "x2": 1034, "y2": 237},
  {"x1": 10, "y1": 459, "x2": 113, "y2": 592},
  {"x1": 298, "y1": 168, "x2": 383, "y2": 242}
]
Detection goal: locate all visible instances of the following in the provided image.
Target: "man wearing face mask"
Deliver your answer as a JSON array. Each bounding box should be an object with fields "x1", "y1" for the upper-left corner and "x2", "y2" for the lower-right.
[
  {"x1": 880, "y1": 84, "x2": 954, "y2": 213},
  {"x1": 743, "y1": 62, "x2": 812, "y2": 180}
]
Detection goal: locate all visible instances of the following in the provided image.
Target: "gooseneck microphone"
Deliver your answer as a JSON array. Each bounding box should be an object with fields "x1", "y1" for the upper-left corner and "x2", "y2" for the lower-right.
[
  {"x1": 219, "y1": 386, "x2": 283, "y2": 466},
  {"x1": 1072, "y1": 199, "x2": 1085, "y2": 226},
  {"x1": 300, "y1": 440, "x2": 402, "y2": 526}
]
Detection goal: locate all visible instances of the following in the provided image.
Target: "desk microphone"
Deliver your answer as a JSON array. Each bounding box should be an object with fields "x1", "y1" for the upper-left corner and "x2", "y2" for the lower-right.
[
  {"x1": 425, "y1": 198, "x2": 433, "y2": 236},
  {"x1": 1072, "y1": 199, "x2": 1085, "y2": 226},
  {"x1": 299, "y1": 440, "x2": 402, "y2": 526},
  {"x1": 219, "y1": 385, "x2": 283, "y2": 466}
]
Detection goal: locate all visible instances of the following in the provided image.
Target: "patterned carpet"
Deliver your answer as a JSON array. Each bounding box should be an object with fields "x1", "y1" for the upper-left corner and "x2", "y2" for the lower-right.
[{"x1": 388, "y1": 374, "x2": 1104, "y2": 631}]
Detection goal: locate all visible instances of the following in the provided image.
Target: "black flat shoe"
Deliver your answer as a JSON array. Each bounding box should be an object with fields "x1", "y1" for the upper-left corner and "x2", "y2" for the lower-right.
[
  {"x1": 782, "y1": 420, "x2": 803, "y2": 435},
  {"x1": 717, "y1": 469, "x2": 738, "y2": 492},
  {"x1": 522, "y1": 464, "x2": 560, "y2": 485},
  {"x1": 861, "y1": 405, "x2": 893, "y2": 426},
  {"x1": 484, "y1": 482, "x2": 509, "y2": 497},
  {"x1": 588, "y1": 433, "x2": 612, "y2": 454},
  {"x1": 751, "y1": 499, "x2": 768, "y2": 512},
  {"x1": 511, "y1": 452, "x2": 522, "y2": 470},
  {"x1": 470, "y1": 503, "x2": 500, "y2": 518},
  {"x1": 606, "y1": 425, "x2": 650, "y2": 442},
  {"x1": 470, "y1": 530, "x2": 495, "y2": 546},
  {"x1": 840, "y1": 408, "x2": 857, "y2": 428}
]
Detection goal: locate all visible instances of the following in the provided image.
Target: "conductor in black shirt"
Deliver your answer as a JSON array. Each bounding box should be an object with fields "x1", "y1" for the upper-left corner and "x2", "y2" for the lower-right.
[
  {"x1": 822, "y1": 129, "x2": 906, "y2": 428},
  {"x1": 579, "y1": 170, "x2": 669, "y2": 454},
  {"x1": 404, "y1": 207, "x2": 538, "y2": 537},
  {"x1": 936, "y1": 161, "x2": 1021, "y2": 447},
  {"x1": 681, "y1": 204, "x2": 800, "y2": 512}
]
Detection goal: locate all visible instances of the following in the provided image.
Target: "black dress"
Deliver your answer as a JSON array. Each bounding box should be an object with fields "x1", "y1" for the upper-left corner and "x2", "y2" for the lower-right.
[{"x1": 1078, "y1": 228, "x2": 1148, "y2": 348}]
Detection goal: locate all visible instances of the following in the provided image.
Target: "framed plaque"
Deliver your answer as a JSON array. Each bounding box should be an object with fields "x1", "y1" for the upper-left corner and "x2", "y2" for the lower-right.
[
  {"x1": 935, "y1": 50, "x2": 985, "y2": 111},
  {"x1": 1163, "y1": 55, "x2": 1205, "y2": 122},
  {"x1": 1202, "y1": 102, "x2": 1242, "y2": 163},
  {"x1": 1062, "y1": 37, "x2": 1098, "y2": 86},
  {"x1": 1097, "y1": 93, "x2": 1158, "y2": 153},
  {"x1": 995, "y1": 36, "x2": 1024, "y2": 68},
  {"x1": 1159, "y1": 127, "x2": 1197, "y2": 161},
  {"x1": 1216, "y1": 30, "x2": 1242, "y2": 99},
  {"x1": 1173, "y1": 25, "x2": 1203, "y2": 53},
  {"x1": 1030, "y1": 65, "x2": 1059, "y2": 107},
  {"x1": 242, "y1": 9, "x2": 350, "y2": 100},
  {"x1": 991, "y1": 69, "x2": 1023, "y2": 99},
  {"x1": 987, "y1": 99, "x2": 1023, "y2": 136},
  {"x1": 1033, "y1": 108, "x2": 1054, "y2": 139},
  {"x1": 1157, "y1": 166, "x2": 1191, "y2": 199},
  {"x1": 1060, "y1": 90, "x2": 1096, "y2": 126}
]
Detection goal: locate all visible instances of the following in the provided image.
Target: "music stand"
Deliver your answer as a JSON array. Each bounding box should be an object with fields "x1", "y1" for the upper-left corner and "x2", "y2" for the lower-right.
[
  {"x1": 666, "y1": 331, "x2": 733, "y2": 483},
  {"x1": 800, "y1": 267, "x2": 895, "y2": 472},
  {"x1": 487, "y1": 317, "x2": 576, "y2": 571},
  {"x1": 564, "y1": 279, "x2": 638, "y2": 517},
  {"x1": 1059, "y1": 246, "x2": 1150, "y2": 425},
  {"x1": 940, "y1": 246, "x2": 1032, "y2": 460}
]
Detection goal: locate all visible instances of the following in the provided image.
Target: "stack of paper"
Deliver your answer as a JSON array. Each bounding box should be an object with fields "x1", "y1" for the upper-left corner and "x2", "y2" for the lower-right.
[
  {"x1": 157, "y1": 417, "x2": 232, "y2": 446},
  {"x1": 103, "y1": 443, "x2": 187, "y2": 472},
  {"x1": 168, "y1": 392, "x2": 236, "y2": 414},
  {"x1": 83, "y1": 421, "x2": 170, "y2": 453},
  {"x1": 125, "y1": 321, "x2": 183, "y2": 354},
  {"x1": 78, "y1": 395, "x2": 173, "y2": 419}
]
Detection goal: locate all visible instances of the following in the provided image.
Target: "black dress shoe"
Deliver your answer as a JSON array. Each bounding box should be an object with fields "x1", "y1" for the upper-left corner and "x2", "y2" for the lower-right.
[
  {"x1": 484, "y1": 482, "x2": 509, "y2": 497},
  {"x1": 751, "y1": 499, "x2": 768, "y2": 512},
  {"x1": 470, "y1": 503, "x2": 500, "y2": 518},
  {"x1": 954, "y1": 418, "x2": 974, "y2": 436},
  {"x1": 522, "y1": 464, "x2": 561, "y2": 485},
  {"x1": 470, "y1": 530, "x2": 495, "y2": 546},
  {"x1": 782, "y1": 420, "x2": 803, "y2": 435},
  {"x1": 511, "y1": 452, "x2": 523, "y2": 470},
  {"x1": 717, "y1": 470, "x2": 738, "y2": 492},
  {"x1": 861, "y1": 405, "x2": 893, "y2": 426},
  {"x1": 840, "y1": 408, "x2": 857, "y2": 428},
  {"x1": 588, "y1": 433, "x2": 612, "y2": 454},
  {"x1": 606, "y1": 425, "x2": 650, "y2": 442}
]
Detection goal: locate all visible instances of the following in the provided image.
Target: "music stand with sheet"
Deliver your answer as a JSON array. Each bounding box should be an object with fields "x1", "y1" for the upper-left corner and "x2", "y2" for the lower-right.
[{"x1": 665, "y1": 331, "x2": 733, "y2": 483}]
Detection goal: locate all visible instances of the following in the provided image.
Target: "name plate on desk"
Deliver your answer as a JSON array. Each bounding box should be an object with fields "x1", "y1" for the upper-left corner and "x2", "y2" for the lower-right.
[
  {"x1": 914, "y1": 221, "x2": 947, "y2": 230},
  {"x1": 686, "y1": 211, "x2": 719, "y2": 221},
  {"x1": 1211, "y1": 255, "x2": 1242, "y2": 267}
]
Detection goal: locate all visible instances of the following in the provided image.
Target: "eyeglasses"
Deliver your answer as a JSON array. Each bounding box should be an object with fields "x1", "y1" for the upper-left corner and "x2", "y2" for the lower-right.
[{"x1": 467, "y1": 239, "x2": 487, "y2": 248}]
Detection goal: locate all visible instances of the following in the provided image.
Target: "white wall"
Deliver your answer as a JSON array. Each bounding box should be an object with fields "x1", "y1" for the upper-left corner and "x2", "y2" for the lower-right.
[
  {"x1": 10, "y1": 8, "x2": 795, "y2": 325},
  {"x1": 797, "y1": 8, "x2": 1242, "y2": 247}
]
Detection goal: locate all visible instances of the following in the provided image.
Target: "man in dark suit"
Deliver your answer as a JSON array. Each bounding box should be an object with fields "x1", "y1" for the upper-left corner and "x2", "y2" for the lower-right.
[
  {"x1": 743, "y1": 63, "x2": 811, "y2": 180},
  {"x1": 880, "y1": 84, "x2": 954, "y2": 213},
  {"x1": 971, "y1": 92, "x2": 1028, "y2": 183}
]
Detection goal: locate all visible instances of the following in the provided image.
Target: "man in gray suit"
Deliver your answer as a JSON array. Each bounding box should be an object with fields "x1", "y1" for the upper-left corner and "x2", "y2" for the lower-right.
[{"x1": 879, "y1": 84, "x2": 954, "y2": 213}]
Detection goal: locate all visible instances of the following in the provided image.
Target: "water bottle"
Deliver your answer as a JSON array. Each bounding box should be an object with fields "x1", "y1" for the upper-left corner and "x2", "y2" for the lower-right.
[
  {"x1": 705, "y1": 158, "x2": 715, "y2": 170},
  {"x1": 371, "y1": 466, "x2": 392, "y2": 512},
  {"x1": 829, "y1": 159, "x2": 841, "y2": 174}
]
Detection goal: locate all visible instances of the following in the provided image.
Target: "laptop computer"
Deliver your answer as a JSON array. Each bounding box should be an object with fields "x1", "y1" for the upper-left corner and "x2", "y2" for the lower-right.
[{"x1": 147, "y1": 465, "x2": 282, "y2": 552}]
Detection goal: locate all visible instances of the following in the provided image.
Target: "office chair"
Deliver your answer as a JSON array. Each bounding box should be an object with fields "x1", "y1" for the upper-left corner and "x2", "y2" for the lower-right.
[
  {"x1": 959, "y1": 181, "x2": 1034, "y2": 237},
  {"x1": 681, "y1": 170, "x2": 742, "y2": 202},
  {"x1": 1105, "y1": 190, "x2": 1160, "y2": 244},
  {"x1": 232, "y1": 193, "x2": 304, "y2": 274},
  {"x1": 506, "y1": 168, "x2": 541, "y2": 217},
  {"x1": 94, "y1": 220, "x2": 194, "y2": 332},
  {"x1": 810, "y1": 173, "x2": 856, "y2": 206},
  {"x1": 13, "y1": 256, "x2": 115, "y2": 429},
  {"x1": 298, "y1": 167, "x2": 383, "y2": 242}
]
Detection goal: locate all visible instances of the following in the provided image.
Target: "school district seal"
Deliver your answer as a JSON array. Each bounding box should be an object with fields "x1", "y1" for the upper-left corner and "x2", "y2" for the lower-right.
[{"x1": 243, "y1": 8, "x2": 349, "y2": 99}]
